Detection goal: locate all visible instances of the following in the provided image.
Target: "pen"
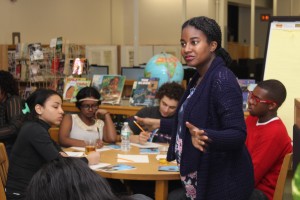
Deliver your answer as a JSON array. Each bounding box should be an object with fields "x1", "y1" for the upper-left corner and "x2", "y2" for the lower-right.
[
  {"x1": 133, "y1": 120, "x2": 146, "y2": 132},
  {"x1": 117, "y1": 157, "x2": 134, "y2": 162}
]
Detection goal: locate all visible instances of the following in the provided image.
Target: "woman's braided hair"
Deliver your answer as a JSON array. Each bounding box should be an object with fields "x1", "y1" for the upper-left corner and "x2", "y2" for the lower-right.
[{"x1": 182, "y1": 16, "x2": 232, "y2": 67}]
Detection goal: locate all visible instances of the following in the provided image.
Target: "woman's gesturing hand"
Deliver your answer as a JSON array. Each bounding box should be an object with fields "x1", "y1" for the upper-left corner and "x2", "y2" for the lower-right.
[{"x1": 186, "y1": 121, "x2": 210, "y2": 152}]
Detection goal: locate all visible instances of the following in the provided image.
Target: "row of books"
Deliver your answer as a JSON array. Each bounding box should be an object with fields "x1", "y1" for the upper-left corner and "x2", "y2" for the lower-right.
[{"x1": 59, "y1": 75, "x2": 160, "y2": 106}]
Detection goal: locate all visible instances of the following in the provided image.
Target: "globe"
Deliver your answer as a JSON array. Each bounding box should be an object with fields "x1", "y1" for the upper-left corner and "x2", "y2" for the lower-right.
[{"x1": 144, "y1": 53, "x2": 184, "y2": 88}]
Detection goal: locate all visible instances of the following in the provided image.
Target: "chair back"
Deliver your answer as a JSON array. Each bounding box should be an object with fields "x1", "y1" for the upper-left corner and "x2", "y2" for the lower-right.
[
  {"x1": 0, "y1": 143, "x2": 8, "y2": 187},
  {"x1": 0, "y1": 177, "x2": 6, "y2": 200},
  {"x1": 273, "y1": 152, "x2": 293, "y2": 200},
  {"x1": 49, "y1": 127, "x2": 59, "y2": 143}
]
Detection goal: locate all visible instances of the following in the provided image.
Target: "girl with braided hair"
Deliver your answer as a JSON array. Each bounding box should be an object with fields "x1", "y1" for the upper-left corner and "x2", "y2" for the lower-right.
[
  {"x1": 135, "y1": 16, "x2": 254, "y2": 200},
  {"x1": 0, "y1": 70, "x2": 23, "y2": 156}
]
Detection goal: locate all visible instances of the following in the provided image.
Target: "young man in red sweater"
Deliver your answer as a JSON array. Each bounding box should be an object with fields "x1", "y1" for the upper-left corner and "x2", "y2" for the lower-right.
[{"x1": 246, "y1": 79, "x2": 292, "y2": 200}]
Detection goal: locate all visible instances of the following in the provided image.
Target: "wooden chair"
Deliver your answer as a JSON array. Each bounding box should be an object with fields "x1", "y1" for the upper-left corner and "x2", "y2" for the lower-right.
[
  {"x1": 0, "y1": 143, "x2": 8, "y2": 187},
  {"x1": 49, "y1": 127, "x2": 59, "y2": 143},
  {"x1": 0, "y1": 178, "x2": 6, "y2": 200},
  {"x1": 273, "y1": 152, "x2": 293, "y2": 200}
]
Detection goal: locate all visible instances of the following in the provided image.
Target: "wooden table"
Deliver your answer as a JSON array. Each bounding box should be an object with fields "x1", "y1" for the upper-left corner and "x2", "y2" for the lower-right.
[
  {"x1": 95, "y1": 145, "x2": 179, "y2": 200},
  {"x1": 62, "y1": 100, "x2": 143, "y2": 116}
]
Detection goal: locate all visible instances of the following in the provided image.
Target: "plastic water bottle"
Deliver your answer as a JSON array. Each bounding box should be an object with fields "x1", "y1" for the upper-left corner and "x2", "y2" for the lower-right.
[{"x1": 121, "y1": 122, "x2": 131, "y2": 151}]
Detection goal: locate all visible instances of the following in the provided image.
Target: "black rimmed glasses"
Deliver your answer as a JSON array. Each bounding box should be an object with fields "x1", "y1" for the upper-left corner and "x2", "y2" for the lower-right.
[
  {"x1": 80, "y1": 104, "x2": 99, "y2": 110},
  {"x1": 248, "y1": 92, "x2": 277, "y2": 106}
]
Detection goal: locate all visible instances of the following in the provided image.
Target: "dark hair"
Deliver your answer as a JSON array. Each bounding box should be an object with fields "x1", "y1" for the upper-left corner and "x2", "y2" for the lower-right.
[
  {"x1": 0, "y1": 70, "x2": 19, "y2": 96},
  {"x1": 257, "y1": 79, "x2": 287, "y2": 107},
  {"x1": 75, "y1": 87, "x2": 101, "y2": 109},
  {"x1": 182, "y1": 16, "x2": 232, "y2": 66},
  {"x1": 24, "y1": 88, "x2": 62, "y2": 120},
  {"x1": 156, "y1": 82, "x2": 185, "y2": 102},
  {"x1": 25, "y1": 157, "x2": 120, "y2": 200}
]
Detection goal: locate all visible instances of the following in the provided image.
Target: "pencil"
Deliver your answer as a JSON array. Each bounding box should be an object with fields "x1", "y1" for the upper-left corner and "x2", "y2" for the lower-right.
[
  {"x1": 117, "y1": 157, "x2": 134, "y2": 162},
  {"x1": 133, "y1": 120, "x2": 145, "y2": 132}
]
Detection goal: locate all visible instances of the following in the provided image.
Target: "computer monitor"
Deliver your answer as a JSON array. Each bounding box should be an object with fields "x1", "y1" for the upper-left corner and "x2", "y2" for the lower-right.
[
  {"x1": 121, "y1": 66, "x2": 145, "y2": 80},
  {"x1": 86, "y1": 65, "x2": 109, "y2": 79}
]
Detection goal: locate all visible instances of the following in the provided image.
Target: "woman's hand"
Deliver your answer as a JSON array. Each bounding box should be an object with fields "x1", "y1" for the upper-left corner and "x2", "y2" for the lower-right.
[
  {"x1": 139, "y1": 131, "x2": 151, "y2": 145},
  {"x1": 96, "y1": 139, "x2": 104, "y2": 149},
  {"x1": 86, "y1": 151, "x2": 100, "y2": 165},
  {"x1": 134, "y1": 116, "x2": 160, "y2": 131},
  {"x1": 186, "y1": 122, "x2": 210, "y2": 152},
  {"x1": 95, "y1": 109, "x2": 109, "y2": 119}
]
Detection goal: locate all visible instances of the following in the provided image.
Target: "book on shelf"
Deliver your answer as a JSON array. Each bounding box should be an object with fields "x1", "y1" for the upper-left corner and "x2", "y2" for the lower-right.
[
  {"x1": 130, "y1": 77, "x2": 159, "y2": 107},
  {"x1": 62, "y1": 77, "x2": 87, "y2": 100},
  {"x1": 49, "y1": 77, "x2": 65, "y2": 96},
  {"x1": 237, "y1": 79, "x2": 256, "y2": 111},
  {"x1": 28, "y1": 43, "x2": 44, "y2": 61},
  {"x1": 70, "y1": 80, "x2": 91, "y2": 102},
  {"x1": 92, "y1": 75, "x2": 126, "y2": 105},
  {"x1": 129, "y1": 80, "x2": 137, "y2": 105}
]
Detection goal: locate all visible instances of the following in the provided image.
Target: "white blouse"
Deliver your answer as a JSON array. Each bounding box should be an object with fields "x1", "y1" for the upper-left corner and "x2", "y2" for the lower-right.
[{"x1": 70, "y1": 114, "x2": 104, "y2": 141}]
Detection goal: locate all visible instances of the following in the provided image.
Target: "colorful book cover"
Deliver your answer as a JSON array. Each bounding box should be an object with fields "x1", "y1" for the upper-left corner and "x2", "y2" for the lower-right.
[
  {"x1": 105, "y1": 144, "x2": 121, "y2": 150},
  {"x1": 98, "y1": 75, "x2": 126, "y2": 105},
  {"x1": 131, "y1": 77, "x2": 159, "y2": 107},
  {"x1": 158, "y1": 166, "x2": 179, "y2": 172},
  {"x1": 100, "y1": 164, "x2": 136, "y2": 172},
  {"x1": 129, "y1": 81, "x2": 137, "y2": 105},
  {"x1": 139, "y1": 147, "x2": 159, "y2": 154},
  {"x1": 70, "y1": 80, "x2": 91, "y2": 102},
  {"x1": 237, "y1": 79, "x2": 256, "y2": 111},
  {"x1": 91, "y1": 74, "x2": 104, "y2": 91},
  {"x1": 62, "y1": 77, "x2": 86, "y2": 100}
]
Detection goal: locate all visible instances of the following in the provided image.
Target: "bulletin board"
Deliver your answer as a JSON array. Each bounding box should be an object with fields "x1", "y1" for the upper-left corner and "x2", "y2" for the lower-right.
[{"x1": 263, "y1": 16, "x2": 300, "y2": 137}]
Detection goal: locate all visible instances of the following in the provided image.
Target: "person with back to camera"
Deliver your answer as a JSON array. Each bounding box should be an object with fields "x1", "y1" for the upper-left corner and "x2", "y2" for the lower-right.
[
  {"x1": 59, "y1": 86, "x2": 117, "y2": 148},
  {"x1": 25, "y1": 157, "x2": 152, "y2": 200},
  {"x1": 5, "y1": 88, "x2": 100, "y2": 200},
  {"x1": 246, "y1": 79, "x2": 292, "y2": 200},
  {"x1": 128, "y1": 81, "x2": 185, "y2": 144},
  {"x1": 135, "y1": 16, "x2": 254, "y2": 200},
  {"x1": 0, "y1": 70, "x2": 23, "y2": 156}
]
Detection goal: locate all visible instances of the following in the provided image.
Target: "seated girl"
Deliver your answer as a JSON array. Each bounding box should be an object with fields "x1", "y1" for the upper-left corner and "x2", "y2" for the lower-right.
[{"x1": 59, "y1": 87, "x2": 117, "y2": 148}]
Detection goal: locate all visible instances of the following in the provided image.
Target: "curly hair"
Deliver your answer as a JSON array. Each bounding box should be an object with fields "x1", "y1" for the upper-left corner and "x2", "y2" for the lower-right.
[
  {"x1": 182, "y1": 16, "x2": 232, "y2": 67},
  {"x1": 156, "y1": 82, "x2": 185, "y2": 102},
  {"x1": 257, "y1": 79, "x2": 287, "y2": 107},
  {"x1": 0, "y1": 70, "x2": 19, "y2": 96}
]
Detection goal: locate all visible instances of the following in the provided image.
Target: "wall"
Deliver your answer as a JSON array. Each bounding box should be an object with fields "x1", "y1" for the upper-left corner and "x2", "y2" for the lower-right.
[
  {"x1": 0, "y1": 0, "x2": 217, "y2": 46},
  {"x1": 0, "y1": 0, "x2": 113, "y2": 44},
  {"x1": 238, "y1": 6, "x2": 272, "y2": 58}
]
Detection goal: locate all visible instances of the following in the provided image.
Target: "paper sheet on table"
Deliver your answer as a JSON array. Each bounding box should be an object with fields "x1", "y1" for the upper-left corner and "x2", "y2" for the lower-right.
[
  {"x1": 65, "y1": 151, "x2": 84, "y2": 157},
  {"x1": 71, "y1": 146, "x2": 111, "y2": 152},
  {"x1": 117, "y1": 154, "x2": 149, "y2": 163},
  {"x1": 130, "y1": 142, "x2": 161, "y2": 148},
  {"x1": 89, "y1": 163, "x2": 111, "y2": 170}
]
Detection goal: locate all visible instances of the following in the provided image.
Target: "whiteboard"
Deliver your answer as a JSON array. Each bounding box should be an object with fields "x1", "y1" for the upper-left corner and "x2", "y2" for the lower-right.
[{"x1": 263, "y1": 17, "x2": 300, "y2": 138}]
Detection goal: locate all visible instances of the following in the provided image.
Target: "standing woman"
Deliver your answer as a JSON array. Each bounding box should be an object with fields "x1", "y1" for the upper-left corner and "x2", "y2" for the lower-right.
[
  {"x1": 5, "y1": 89, "x2": 100, "y2": 200},
  {"x1": 0, "y1": 70, "x2": 23, "y2": 156},
  {"x1": 58, "y1": 86, "x2": 117, "y2": 148},
  {"x1": 136, "y1": 16, "x2": 254, "y2": 200}
]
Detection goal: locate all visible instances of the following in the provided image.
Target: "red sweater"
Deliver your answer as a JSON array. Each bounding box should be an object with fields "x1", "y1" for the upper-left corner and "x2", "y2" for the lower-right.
[{"x1": 246, "y1": 116, "x2": 292, "y2": 200}]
